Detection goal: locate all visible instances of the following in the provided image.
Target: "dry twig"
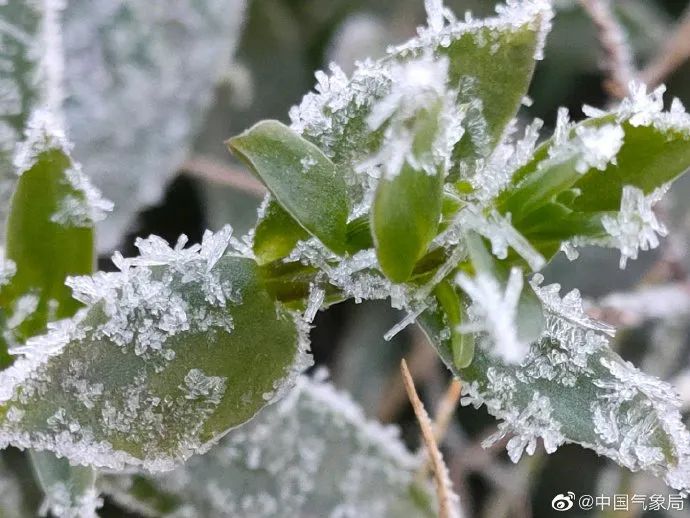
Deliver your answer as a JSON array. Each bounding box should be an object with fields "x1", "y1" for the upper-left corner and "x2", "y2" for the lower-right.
[
  {"x1": 641, "y1": 5, "x2": 690, "y2": 87},
  {"x1": 181, "y1": 155, "x2": 266, "y2": 198},
  {"x1": 401, "y1": 359, "x2": 459, "y2": 518},
  {"x1": 579, "y1": 0, "x2": 636, "y2": 98}
]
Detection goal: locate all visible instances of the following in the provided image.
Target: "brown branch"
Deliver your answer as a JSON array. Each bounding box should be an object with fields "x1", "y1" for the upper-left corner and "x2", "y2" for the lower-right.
[
  {"x1": 401, "y1": 359, "x2": 458, "y2": 518},
  {"x1": 579, "y1": 0, "x2": 636, "y2": 98},
  {"x1": 180, "y1": 155, "x2": 266, "y2": 198},
  {"x1": 641, "y1": 5, "x2": 690, "y2": 87}
]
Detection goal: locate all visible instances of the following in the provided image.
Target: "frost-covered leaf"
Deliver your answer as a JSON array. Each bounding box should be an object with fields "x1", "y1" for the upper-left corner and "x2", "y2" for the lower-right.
[
  {"x1": 0, "y1": 230, "x2": 310, "y2": 471},
  {"x1": 499, "y1": 86, "x2": 690, "y2": 263},
  {"x1": 253, "y1": 198, "x2": 308, "y2": 265},
  {"x1": 290, "y1": 0, "x2": 552, "y2": 169},
  {"x1": 101, "y1": 375, "x2": 434, "y2": 518},
  {"x1": 229, "y1": 120, "x2": 349, "y2": 255},
  {"x1": 29, "y1": 450, "x2": 101, "y2": 518},
  {"x1": 419, "y1": 277, "x2": 690, "y2": 493},
  {"x1": 0, "y1": 110, "x2": 109, "y2": 518},
  {"x1": 372, "y1": 141, "x2": 443, "y2": 283},
  {"x1": 62, "y1": 0, "x2": 246, "y2": 251},
  {"x1": 404, "y1": 0, "x2": 551, "y2": 164},
  {"x1": 0, "y1": 111, "x2": 111, "y2": 357}
]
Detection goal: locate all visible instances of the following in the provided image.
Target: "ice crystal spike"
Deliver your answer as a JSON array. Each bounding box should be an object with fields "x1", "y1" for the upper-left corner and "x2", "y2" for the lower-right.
[
  {"x1": 456, "y1": 267, "x2": 527, "y2": 364},
  {"x1": 361, "y1": 55, "x2": 463, "y2": 180},
  {"x1": 530, "y1": 274, "x2": 616, "y2": 337},
  {"x1": 602, "y1": 185, "x2": 669, "y2": 269}
]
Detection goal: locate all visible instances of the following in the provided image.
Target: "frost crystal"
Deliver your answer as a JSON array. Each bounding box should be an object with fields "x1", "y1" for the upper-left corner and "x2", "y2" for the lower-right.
[
  {"x1": 51, "y1": 166, "x2": 113, "y2": 227},
  {"x1": 39, "y1": 482, "x2": 103, "y2": 518},
  {"x1": 304, "y1": 284, "x2": 325, "y2": 324},
  {"x1": 469, "y1": 118, "x2": 543, "y2": 202},
  {"x1": 0, "y1": 248, "x2": 16, "y2": 287},
  {"x1": 182, "y1": 369, "x2": 227, "y2": 406},
  {"x1": 591, "y1": 357, "x2": 690, "y2": 489},
  {"x1": 456, "y1": 267, "x2": 527, "y2": 364},
  {"x1": 360, "y1": 55, "x2": 463, "y2": 180},
  {"x1": 66, "y1": 226, "x2": 238, "y2": 361},
  {"x1": 602, "y1": 184, "x2": 669, "y2": 268},
  {"x1": 546, "y1": 112, "x2": 624, "y2": 174},
  {"x1": 458, "y1": 207, "x2": 545, "y2": 271},
  {"x1": 530, "y1": 274, "x2": 615, "y2": 336},
  {"x1": 584, "y1": 81, "x2": 690, "y2": 135},
  {"x1": 13, "y1": 108, "x2": 69, "y2": 176},
  {"x1": 484, "y1": 392, "x2": 564, "y2": 462},
  {"x1": 572, "y1": 123, "x2": 624, "y2": 173},
  {"x1": 395, "y1": 0, "x2": 553, "y2": 62}
]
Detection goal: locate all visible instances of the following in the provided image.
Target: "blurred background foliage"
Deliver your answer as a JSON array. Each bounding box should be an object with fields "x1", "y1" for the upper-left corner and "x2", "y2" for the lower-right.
[{"x1": 12, "y1": 0, "x2": 690, "y2": 516}]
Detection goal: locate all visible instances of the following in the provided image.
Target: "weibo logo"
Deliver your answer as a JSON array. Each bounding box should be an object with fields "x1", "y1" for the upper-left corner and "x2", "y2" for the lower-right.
[{"x1": 551, "y1": 492, "x2": 575, "y2": 511}]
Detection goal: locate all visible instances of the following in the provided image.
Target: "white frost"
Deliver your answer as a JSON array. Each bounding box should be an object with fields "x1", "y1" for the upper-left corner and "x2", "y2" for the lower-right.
[
  {"x1": 456, "y1": 267, "x2": 527, "y2": 364},
  {"x1": 602, "y1": 184, "x2": 669, "y2": 268}
]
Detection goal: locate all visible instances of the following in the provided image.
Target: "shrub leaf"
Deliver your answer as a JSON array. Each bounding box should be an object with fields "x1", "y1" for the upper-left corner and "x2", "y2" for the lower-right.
[{"x1": 228, "y1": 121, "x2": 349, "y2": 255}]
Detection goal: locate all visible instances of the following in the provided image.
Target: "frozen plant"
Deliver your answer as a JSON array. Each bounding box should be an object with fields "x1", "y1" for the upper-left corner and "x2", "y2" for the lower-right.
[{"x1": 3, "y1": 0, "x2": 690, "y2": 517}]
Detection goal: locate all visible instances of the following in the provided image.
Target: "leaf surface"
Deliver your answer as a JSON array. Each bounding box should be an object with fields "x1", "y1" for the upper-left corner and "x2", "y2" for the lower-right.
[
  {"x1": 102, "y1": 376, "x2": 435, "y2": 517},
  {"x1": 229, "y1": 121, "x2": 349, "y2": 255}
]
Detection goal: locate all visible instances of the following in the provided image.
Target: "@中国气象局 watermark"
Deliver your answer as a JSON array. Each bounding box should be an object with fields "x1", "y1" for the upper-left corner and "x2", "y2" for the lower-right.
[{"x1": 551, "y1": 492, "x2": 686, "y2": 512}]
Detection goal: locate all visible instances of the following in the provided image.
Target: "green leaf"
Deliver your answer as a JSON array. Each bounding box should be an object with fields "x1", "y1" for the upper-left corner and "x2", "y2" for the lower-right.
[
  {"x1": 0, "y1": 120, "x2": 106, "y2": 518},
  {"x1": 418, "y1": 282, "x2": 690, "y2": 492},
  {"x1": 253, "y1": 199, "x2": 308, "y2": 265},
  {"x1": 0, "y1": 144, "x2": 95, "y2": 356},
  {"x1": 500, "y1": 115, "x2": 690, "y2": 245},
  {"x1": 0, "y1": 241, "x2": 309, "y2": 471},
  {"x1": 101, "y1": 376, "x2": 435, "y2": 518},
  {"x1": 372, "y1": 162, "x2": 443, "y2": 283},
  {"x1": 228, "y1": 120, "x2": 349, "y2": 255},
  {"x1": 433, "y1": 280, "x2": 473, "y2": 369},
  {"x1": 441, "y1": 10, "x2": 548, "y2": 162},
  {"x1": 570, "y1": 122, "x2": 690, "y2": 212}
]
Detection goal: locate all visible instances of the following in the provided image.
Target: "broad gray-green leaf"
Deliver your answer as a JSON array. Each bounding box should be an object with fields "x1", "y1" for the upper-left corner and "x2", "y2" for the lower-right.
[
  {"x1": 290, "y1": 1, "x2": 552, "y2": 168},
  {"x1": 62, "y1": 0, "x2": 247, "y2": 251},
  {"x1": 0, "y1": 115, "x2": 109, "y2": 359},
  {"x1": 0, "y1": 229, "x2": 310, "y2": 471},
  {"x1": 29, "y1": 450, "x2": 100, "y2": 518},
  {"x1": 419, "y1": 278, "x2": 690, "y2": 493},
  {"x1": 228, "y1": 120, "x2": 349, "y2": 254},
  {"x1": 253, "y1": 198, "x2": 308, "y2": 265},
  {"x1": 101, "y1": 376, "x2": 434, "y2": 518}
]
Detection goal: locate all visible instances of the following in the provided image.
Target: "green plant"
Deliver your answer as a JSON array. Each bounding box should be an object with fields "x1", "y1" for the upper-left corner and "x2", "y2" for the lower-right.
[{"x1": 3, "y1": 0, "x2": 690, "y2": 516}]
